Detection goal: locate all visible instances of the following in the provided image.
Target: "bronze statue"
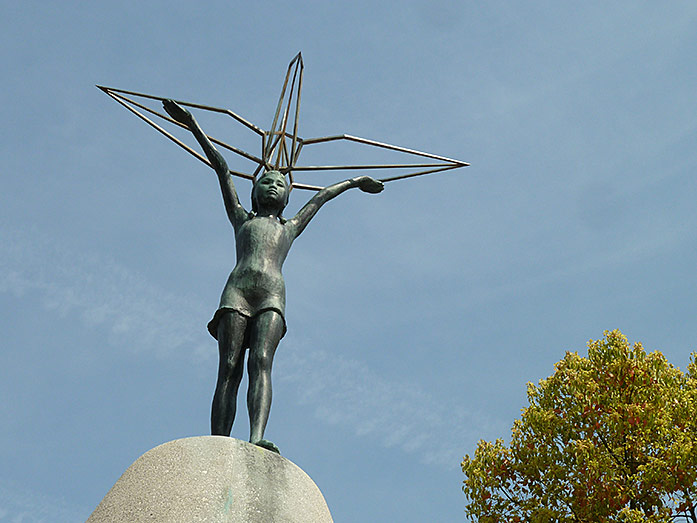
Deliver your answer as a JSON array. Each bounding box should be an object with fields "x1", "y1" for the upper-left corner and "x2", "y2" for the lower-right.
[
  {"x1": 163, "y1": 100, "x2": 383, "y2": 453},
  {"x1": 99, "y1": 53, "x2": 468, "y2": 454}
]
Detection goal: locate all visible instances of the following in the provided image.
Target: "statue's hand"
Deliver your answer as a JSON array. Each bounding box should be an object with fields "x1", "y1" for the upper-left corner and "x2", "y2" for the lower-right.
[
  {"x1": 356, "y1": 176, "x2": 384, "y2": 194},
  {"x1": 163, "y1": 99, "x2": 194, "y2": 126}
]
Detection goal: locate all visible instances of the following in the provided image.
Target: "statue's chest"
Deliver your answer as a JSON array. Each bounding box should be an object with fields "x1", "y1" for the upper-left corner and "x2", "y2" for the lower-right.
[{"x1": 236, "y1": 217, "x2": 291, "y2": 257}]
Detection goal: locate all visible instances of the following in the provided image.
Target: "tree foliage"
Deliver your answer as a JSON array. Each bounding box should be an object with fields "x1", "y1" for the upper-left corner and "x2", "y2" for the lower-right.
[{"x1": 462, "y1": 330, "x2": 697, "y2": 522}]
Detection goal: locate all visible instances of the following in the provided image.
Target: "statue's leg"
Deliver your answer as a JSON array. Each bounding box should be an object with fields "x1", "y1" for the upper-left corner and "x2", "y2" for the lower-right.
[
  {"x1": 211, "y1": 311, "x2": 248, "y2": 436},
  {"x1": 246, "y1": 310, "x2": 284, "y2": 448}
]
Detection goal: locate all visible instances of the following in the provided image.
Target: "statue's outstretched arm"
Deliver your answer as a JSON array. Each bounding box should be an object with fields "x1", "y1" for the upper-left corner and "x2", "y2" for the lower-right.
[
  {"x1": 163, "y1": 100, "x2": 247, "y2": 228},
  {"x1": 288, "y1": 176, "x2": 383, "y2": 238}
]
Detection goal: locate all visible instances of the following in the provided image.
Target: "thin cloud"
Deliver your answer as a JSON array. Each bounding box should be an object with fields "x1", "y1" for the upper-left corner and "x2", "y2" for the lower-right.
[
  {"x1": 0, "y1": 223, "x2": 500, "y2": 467},
  {"x1": 0, "y1": 223, "x2": 210, "y2": 362},
  {"x1": 278, "y1": 338, "x2": 504, "y2": 467},
  {"x1": 461, "y1": 214, "x2": 691, "y2": 312},
  {"x1": 0, "y1": 479, "x2": 88, "y2": 523}
]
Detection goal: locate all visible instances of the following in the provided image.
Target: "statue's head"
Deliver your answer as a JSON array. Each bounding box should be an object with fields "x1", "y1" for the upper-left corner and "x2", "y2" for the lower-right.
[{"x1": 251, "y1": 170, "x2": 289, "y2": 216}]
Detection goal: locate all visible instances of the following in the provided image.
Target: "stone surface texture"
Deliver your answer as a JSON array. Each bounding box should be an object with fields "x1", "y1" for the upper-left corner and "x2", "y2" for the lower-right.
[{"x1": 87, "y1": 436, "x2": 333, "y2": 522}]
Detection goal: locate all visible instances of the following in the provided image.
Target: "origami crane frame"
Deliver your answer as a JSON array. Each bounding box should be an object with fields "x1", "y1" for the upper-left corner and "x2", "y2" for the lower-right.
[{"x1": 98, "y1": 53, "x2": 468, "y2": 191}]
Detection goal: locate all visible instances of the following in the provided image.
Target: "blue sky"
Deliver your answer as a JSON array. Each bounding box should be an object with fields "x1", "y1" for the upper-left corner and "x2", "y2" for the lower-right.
[{"x1": 2, "y1": 2, "x2": 696, "y2": 521}]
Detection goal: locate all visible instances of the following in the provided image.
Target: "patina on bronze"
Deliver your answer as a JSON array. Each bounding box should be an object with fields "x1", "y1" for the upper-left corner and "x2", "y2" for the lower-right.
[
  {"x1": 99, "y1": 54, "x2": 468, "y2": 454},
  {"x1": 163, "y1": 99, "x2": 382, "y2": 453}
]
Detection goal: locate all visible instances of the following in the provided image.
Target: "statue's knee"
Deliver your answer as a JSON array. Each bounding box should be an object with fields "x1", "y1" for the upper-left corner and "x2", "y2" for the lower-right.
[
  {"x1": 249, "y1": 351, "x2": 273, "y2": 374},
  {"x1": 222, "y1": 358, "x2": 236, "y2": 374},
  {"x1": 219, "y1": 353, "x2": 243, "y2": 378}
]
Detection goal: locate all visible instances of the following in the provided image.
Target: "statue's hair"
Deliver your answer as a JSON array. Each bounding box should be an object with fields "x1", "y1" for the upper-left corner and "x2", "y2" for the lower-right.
[{"x1": 250, "y1": 170, "x2": 289, "y2": 222}]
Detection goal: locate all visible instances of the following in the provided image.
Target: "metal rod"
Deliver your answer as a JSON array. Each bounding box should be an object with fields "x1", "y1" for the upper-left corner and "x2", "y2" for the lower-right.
[
  {"x1": 251, "y1": 163, "x2": 264, "y2": 180},
  {"x1": 290, "y1": 57, "x2": 304, "y2": 167},
  {"x1": 266, "y1": 57, "x2": 296, "y2": 160},
  {"x1": 103, "y1": 90, "x2": 254, "y2": 182},
  {"x1": 228, "y1": 169, "x2": 255, "y2": 181},
  {"x1": 293, "y1": 141, "x2": 304, "y2": 163},
  {"x1": 290, "y1": 182, "x2": 324, "y2": 191},
  {"x1": 104, "y1": 90, "x2": 212, "y2": 168},
  {"x1": 275, "y1": 64, "x2": 297, "y2": 165},
  {"x1": 379, "y1": 165, "x2": 456, "y2": 183},
  {"x1": 300, "y1": 133, "x2": 468, "y2": 165},
  {"x1": 291, "y1": 166, "x2": 462, "y2": 191},
  {"x1": 274, "y1": 55, "x2": 302, "y2": 169},
  {"x1": 291, "y1": 162, "x2": 461, "y2": 171},
  {"x1": 97, "y1": 85, "x2": 264, "y2": 136},
  {"x1": 343, "y1": 135, "x2": 467, "y2": 164},
  {"x1": 266, "y1": 131, "x2": 285, "y2": 167},
  {"x1": 278, "y1": 139, "x2": 289, "y2": 170},
  {"x1": 107, "y1": 90, "x2": 265, "y2": 166},
  {"x1": 298, "y1": 134, "x2": 346, "y2": 145},
  {"x1": 290, "y1": 166, "x2": 459, "y2": 190}
]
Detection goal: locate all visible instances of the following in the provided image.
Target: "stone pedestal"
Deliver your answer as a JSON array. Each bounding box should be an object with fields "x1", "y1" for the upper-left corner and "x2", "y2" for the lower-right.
[{"x1": 88, "y1": 436, "x2": 333, "y2": 522}]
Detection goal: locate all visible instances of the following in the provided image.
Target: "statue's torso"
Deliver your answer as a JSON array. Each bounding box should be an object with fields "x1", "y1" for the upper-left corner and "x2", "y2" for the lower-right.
[{"x1": 218, "y1": 216, "x2": 293, "y2": 317}]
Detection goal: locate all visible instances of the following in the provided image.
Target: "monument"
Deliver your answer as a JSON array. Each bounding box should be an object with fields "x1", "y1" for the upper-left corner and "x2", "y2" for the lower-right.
[
  {"x1": 91, "y1": 54, "x2": 468, "y2": 521},
  {"x1": 87, "y1": 437, "x2": 333, "y2": 522}
]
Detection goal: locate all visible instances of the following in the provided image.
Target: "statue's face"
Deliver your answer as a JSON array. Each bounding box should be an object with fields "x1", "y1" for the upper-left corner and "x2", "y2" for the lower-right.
[{"x1": 253, "y1": 171, "x2": 288, "y2": 212}]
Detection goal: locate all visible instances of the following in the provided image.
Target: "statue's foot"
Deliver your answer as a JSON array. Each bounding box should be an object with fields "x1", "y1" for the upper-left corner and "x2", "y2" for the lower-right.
[{"x1": 254, "y1": 438, "x2": 280, "y2": 454}]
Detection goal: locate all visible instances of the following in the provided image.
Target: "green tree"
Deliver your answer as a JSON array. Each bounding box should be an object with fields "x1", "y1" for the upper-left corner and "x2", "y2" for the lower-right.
[{"x1": 462, "y1": 330, "x2": 697, "y2": 522}]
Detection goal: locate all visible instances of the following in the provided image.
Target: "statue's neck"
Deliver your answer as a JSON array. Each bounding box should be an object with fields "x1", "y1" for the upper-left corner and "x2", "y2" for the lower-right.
[{"x1": 255, "y1": 205, "x2": 282, "y2": 220}]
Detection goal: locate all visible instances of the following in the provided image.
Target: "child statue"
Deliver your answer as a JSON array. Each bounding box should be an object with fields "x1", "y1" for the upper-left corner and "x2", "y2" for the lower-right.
[{"x1": 163, "y1": 100, "x2": 384, "y2": 453}]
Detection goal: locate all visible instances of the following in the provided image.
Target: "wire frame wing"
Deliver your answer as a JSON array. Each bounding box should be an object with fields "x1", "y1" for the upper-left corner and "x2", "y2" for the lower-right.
[
  {"x1": 292, "y1": 134, "x2": 468, "y2": 187},
  {"x1": 265, "y1": 52, "x2": 304, "y2": 177},
  {"x1": 98, "y1": 55, "x2": 469, "y2": 192},
  {"x1": 97, "y1": 85, "x2": 262, "y2": 181}
]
